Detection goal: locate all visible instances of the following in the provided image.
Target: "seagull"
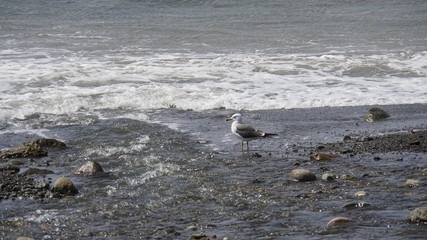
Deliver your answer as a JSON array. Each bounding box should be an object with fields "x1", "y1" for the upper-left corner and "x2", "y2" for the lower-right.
[{"x1": 226, "y1": 113, "x2": 277, "y2": 151}]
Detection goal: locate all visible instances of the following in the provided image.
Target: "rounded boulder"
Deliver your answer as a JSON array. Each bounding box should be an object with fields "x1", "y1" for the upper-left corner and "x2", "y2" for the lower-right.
[
  {"x1": 408, "y1": 206, "x2": 427, "y2": 223},
  {"x1": 52, "y1": 177, "x2": 78, "y2": 197},
  {"x1": 364, "y1": 107, "x2": 390, "y2": 122}
]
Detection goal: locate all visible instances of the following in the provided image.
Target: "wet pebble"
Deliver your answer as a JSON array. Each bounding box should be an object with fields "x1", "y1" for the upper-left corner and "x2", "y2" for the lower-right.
[
  {"x1": 290, "y1": 169, "x2": 316, "y2": 182},
  {"x1": 322, "y1": 173, "x2": 336, "y2": 181},
  {"x1": 326, "y1": 217, "x2": 353, "y2": 228},
  {"x1": 185, "y1": 225, "x2": 198, "y2": 231},
  {"x1": 310, "y1": 153, "x2": 340, "y2": 161},
  {"x1": 354, "y1": 191, "x2": 368, "y2": 197},
  {"x1": 7, "y1": 159, "x2": 25, "y2": 166},
  {"x1": 408, "y1": 206, "x2": 427, "y2": 223},
  {"x1": 405, "y1": 179, "x2": 420, "y2": 187},
  {"x1": 343, "y1": 202, "x2": 371, "y2": 209}
]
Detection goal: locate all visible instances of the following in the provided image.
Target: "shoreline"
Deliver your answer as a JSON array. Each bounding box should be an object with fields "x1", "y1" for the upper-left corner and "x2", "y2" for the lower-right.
[{"x1": 1, "y1": 103, "x2": 426, "y2": 239}]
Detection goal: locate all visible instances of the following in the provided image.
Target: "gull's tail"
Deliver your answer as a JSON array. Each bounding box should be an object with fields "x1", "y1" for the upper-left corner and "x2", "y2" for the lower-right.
[{"x1": 263, "y1": 133, "x2": 278, "y2": 138}]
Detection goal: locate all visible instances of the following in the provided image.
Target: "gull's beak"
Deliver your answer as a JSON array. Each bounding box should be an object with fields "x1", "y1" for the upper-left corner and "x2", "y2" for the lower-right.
[{"x1": 226, "y1": 117, "x2": 233, "y2": 121}]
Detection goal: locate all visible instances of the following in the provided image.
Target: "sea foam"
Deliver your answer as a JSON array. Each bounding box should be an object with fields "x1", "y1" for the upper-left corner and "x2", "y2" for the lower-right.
[{"x1": 1, "y1": 50, "x2": 426, "y2": 120}]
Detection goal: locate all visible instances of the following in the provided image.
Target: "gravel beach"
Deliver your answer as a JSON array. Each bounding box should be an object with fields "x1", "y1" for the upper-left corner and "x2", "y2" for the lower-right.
[{"x1": 1, "y1": 104, "x2": 426, "y2": 239}]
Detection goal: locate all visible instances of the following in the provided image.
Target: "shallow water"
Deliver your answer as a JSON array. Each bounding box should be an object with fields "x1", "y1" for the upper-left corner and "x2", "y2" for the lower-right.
[{"x1": 1, "y1": 104, "x2": 426, "y2": 239}]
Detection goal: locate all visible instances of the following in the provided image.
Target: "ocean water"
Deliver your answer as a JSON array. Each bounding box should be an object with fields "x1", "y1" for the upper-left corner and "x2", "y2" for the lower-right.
[
  {"x1": 1, "y1": 1, "x2": 427, "y2": 239},
  {"x1": 1, "y1": 0, "x2": 426, "y2": 120}
]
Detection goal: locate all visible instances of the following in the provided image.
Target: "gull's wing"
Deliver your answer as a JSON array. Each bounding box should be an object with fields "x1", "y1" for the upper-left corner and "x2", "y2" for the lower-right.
[{"x1": 235, "y1": 124, "x2": 265, "y2": 138}]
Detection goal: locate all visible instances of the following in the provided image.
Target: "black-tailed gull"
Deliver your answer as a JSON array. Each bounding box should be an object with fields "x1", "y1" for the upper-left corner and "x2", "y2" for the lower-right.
[{"x1": 226, "y1": 113, "x2": 277, "y2": 151}]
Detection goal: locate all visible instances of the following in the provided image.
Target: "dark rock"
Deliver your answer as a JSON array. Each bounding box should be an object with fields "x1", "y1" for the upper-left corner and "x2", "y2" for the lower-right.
[
  {"x1": 343, "y1": 135, "x2": 352, "y2": 141},
  {"x1": 0, "y1": 142, "x2": 47, "y2": 159},
  {"x1": 290, "y1": 169, "x2": 316, "y2": 182},
  {"x1": 74, "y1": 160, "x2": 104, "y2": 176},
  {"x1": 0, "y1": 139, "x2": 66, "y2": 159},
  {"x1": 326, "y1": 217, "x2": 353, "y2": 228},
  {"x1": 343, "y1": 202, "x2": 371, "y2": 209},
  {"x1": 0, "y1": 165, "x2": 20, "y2": 174},
  {"x1": 52, "y1": 177, "x2": 78, "y2": 197},
  {"x1": 21, "y1": 168, "x2": 54, "y2": 176},
  {"x1": 408, "y1": 207, "x2": 427, "y2": 223},
  {"x1": 190, "y1": 233, "x2": 217, "y2": 240},
  {"x1": 364, "y1": 107, "x2": 390, "y2": 122},
  {"x1": 34, "y1": 138, "x2": 67, "y2": 149}
]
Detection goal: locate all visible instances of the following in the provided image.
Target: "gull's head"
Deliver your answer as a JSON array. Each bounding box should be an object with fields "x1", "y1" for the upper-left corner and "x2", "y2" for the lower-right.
[{"x1": 226, "y1": 113, "x2": 242, "y2": 123}]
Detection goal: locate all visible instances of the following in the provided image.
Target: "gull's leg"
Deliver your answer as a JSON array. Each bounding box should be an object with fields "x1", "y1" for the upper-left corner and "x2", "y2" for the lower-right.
[
  {"x1": 241, "y1": 141, "x2": 244, "y2": 151},
  {"x1": 247, "y1": 141, "x2": 250, "y2": 151}
]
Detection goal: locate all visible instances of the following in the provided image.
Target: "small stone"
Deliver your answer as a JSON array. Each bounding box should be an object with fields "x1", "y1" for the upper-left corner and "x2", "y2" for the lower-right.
[
  {"x1": 322, "y1": 173, "x2": 336, "y2": 181},
  {"x1": 326, "y1": 217, "x2": 353, "y2": 228},
  {"x1": 408, "y1": 207, "x2": 427, "y2": 223},
  {"x1": 52, "y1": 177, "x2": 78, "y2": 197},
  {"x1": 354, "y1": 191, "x2": 368, "y2": 197},
  {"x1": 310, "y1": 153, "x2": 340, "y2": 161},
  {"x1": 405, "y1": 179, "x2": 420, "y2": 187},
  {"x1": 16, "y1": 237, "x2": 35, "y2": 240},
  {"x1": 343, "y1": 202, "x2": 371, "y2": 209},
  {"x1": 356, "y1": 136, "x2": 374, "y2": 142},
  {"x1": 7, "y1": 160, "x2": 25, "y2": 166},
  {"x1": 190, "y1": 233, "x2": 217, "y2": 240},
  {"x1": 364, "y1": 107, "x2": 390, "y2": 122},
  {"x1": 290, "y1": 169, "x2": 316, "y2": 182},
  {"x1": 74, "y1": 160, "x2": 104, "y2": 176},
  {"x1": 185, "y1": 225, "x2": 197, "y2": 231}
]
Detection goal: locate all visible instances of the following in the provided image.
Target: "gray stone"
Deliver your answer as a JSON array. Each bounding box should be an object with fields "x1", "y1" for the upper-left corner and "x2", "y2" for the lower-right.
[
  {"x1": 74, "y1": 160, "x2": 104, "y2": 176},
  {"x1": 290, "y1": 169, "x2": 316, "y2": 182}
]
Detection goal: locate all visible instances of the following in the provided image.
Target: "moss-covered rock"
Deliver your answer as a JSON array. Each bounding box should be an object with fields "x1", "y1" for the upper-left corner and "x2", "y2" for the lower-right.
[{"x1": 52, "y1": 177, "x2": 78, "y2": 197}]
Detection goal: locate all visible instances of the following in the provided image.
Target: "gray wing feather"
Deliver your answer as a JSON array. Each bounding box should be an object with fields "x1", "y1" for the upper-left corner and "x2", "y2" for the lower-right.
[{"x1": 236, "y1": 124, "x2": 264, "y2": 138}]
